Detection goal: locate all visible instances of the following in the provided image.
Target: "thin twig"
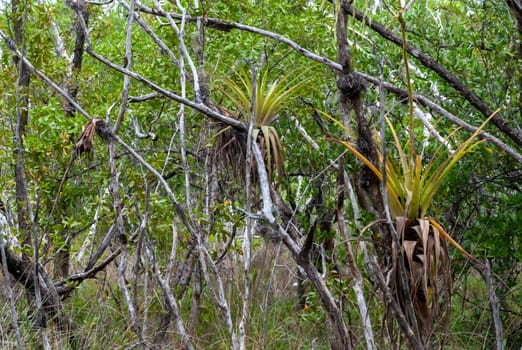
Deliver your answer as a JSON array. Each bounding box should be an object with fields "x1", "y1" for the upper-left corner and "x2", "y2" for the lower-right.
[
  {"x1": 145, "y1": 237, "x2": 195, "y2": 350},
  {"x1": 200, "y1": 247, "x2": 238, "y2": 348},
  {"x1": 110, "y1": 136, "x2": 144, "y2": 344},
  {"x1": 152, "y1": 0, "x2": 201, "y2": 100},
  {"x1": 119, "y1": 1, "x2": 180, "y2": 68},
  {"x1": 56, "y1": 247, "x2": 121, "y2": 296},
  {"x1": 484, "y1": 260, "x2": 504, "y2": 350},
  {"x1": 336, "y1": 159, "x2": 376, "y2": 350}
]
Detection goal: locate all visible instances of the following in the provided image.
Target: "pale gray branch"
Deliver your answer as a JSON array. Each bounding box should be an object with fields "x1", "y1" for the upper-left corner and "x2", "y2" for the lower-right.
[
  {"x1": 119, "y1": 0, "x2": 180, "y2": 68},
  {"x1": 114, "y1": 0, "x2": 135, "y2": 133}
]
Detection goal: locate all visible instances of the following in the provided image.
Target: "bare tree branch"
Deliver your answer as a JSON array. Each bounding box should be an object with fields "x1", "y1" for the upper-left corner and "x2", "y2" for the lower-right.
[
  {"x1": 145, "y1": 237, "x2": 195, "y2": 350},
  {"x1": 239, "y1": 66, "x2": 257, "y2": 350},
  {"x1": 484, "y1": 260, "x2": 505, "y2": 350},
  {"x1": 360, "y1": 73, "x2": 522, "y2": 163},
  {"x1": 135, "y1": 2, "x2": 340, "y2": 72},
  {"x1": 119, "y1": 0, "x2": 181, "y2": 68},
  {"x1": 55, "y1": 248, "x2": 121, "y2": 296},
  {"x1": 151, "y1": 0, "x2": 201, "y2": 101},
  {"x1": 336, "y1": 159, "x2": 376, "y2": 350},
  {"x1": 113, "y1": 0, "x2": 135, "y2": 133},
  {"x1": 343, "y1": 3, "x2": 522, "y2": 147}
]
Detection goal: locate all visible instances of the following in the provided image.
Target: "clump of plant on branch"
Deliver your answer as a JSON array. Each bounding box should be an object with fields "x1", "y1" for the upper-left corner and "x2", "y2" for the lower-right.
[
  {"x1": 329, "y1": 99, "x2": 499, "y2": 344},
  {"x1": 212, "y1": 67, "x2": 307, "y2": 186},
  {"x1": 326, "y1": 1, "x2": 504, "y2": 343}
]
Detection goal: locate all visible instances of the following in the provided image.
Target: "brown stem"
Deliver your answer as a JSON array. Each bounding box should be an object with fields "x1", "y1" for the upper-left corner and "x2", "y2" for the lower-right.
[
  {"x1": 369, "y1": 259, "x2": 423, "y2": 350},
  {"x1": 336, "y1": 2, "x2": 424, "y2": 347},
  {"x1": 336, "y1": 161, "x2": 376, "y2": 350},
  {"x1": 11, "y1": 0, "x2": 31, "y2": 246},
  {"x1": 292, "y1": 220, "x2": 351, "y2": 350}
]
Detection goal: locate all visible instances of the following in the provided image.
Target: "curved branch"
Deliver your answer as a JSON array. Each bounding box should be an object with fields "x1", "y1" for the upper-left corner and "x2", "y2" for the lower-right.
[
  {"x1": 342, "y1": 4, "x2": 522, "y2": 147},
  {"x1": 361, "y1": 73, "x2": 522, "y2": 163},
  {"x1": 135, "y1": 2, "x2": 343, "y2": 72},
  {"x1": 132, "y1": 4, "x2": 522, "y2": 163},
  {"x1": 55, "y1": 247, "x2": 121, "y2": 297},
  {"x1": 86, "y1": 46, "x2": 245, "y2": 128}
]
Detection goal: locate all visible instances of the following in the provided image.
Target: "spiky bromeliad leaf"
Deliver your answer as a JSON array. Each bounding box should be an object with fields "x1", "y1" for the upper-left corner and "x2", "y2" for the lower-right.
[
  {"x1": 216, "y1": 68, "x2": 307, "y2": 183},
  {"x1": 331, "y1": 109, "x2": 499, "y2": 222},
  {"x1": 220, "y1": 68, "x2": 307, "y2": 126}
]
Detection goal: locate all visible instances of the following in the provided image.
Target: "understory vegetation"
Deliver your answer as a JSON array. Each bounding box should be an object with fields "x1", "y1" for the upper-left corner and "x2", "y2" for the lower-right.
[{"x1": 0, "y1": 0, "x2": 520, "y2": 349}]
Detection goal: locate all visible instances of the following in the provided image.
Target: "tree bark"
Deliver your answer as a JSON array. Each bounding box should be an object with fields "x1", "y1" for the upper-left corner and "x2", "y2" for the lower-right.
[
  {"x1": 335, "y1": 0, "x2": 390, "y2": 258},
  {"x1": 506, "y1": 0, "x2": 522, "y2": 121},
  {"x1": 64, "y1": 0, "x2": 89, "y2": 118},
  {"x1": 52, "y1": 0, "x2": 91, "y2": 280},
  {"x1": 11, "y1": 0, "x2": 31, "y2": 247},
  {"x1": 336, "y1": 2, "x2": 423, "y2": 348}
]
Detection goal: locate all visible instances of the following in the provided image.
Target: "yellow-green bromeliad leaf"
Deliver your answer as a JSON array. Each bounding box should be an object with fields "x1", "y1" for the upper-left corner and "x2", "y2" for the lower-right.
[{"x1": 330, "y1": 108, "x2": 500, "y2": 255}]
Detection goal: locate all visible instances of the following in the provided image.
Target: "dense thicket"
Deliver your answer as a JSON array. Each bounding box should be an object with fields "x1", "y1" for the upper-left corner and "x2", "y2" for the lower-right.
[{"x1": 0, "y1": 0, "x2": 520, "y2": 349}]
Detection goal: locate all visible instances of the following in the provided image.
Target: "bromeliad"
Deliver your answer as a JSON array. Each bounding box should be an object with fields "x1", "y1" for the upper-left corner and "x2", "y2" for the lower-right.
[
  {"x1": 214, "y1": 67, "x2": 308, "y2": 185},
  {"x1": 329, "y1": 107, "x2": 499, "y2": 341}
]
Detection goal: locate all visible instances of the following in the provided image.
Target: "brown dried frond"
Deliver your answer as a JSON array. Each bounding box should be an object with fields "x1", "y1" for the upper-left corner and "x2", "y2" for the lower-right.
[
  {"x1": 213, "y1": 125, "x2": 248, "y2": 182},
  {"x1": 74, "y1": 119, "x2": 113, "y2": 157},
  {"x1": 392, "y1": 217, "x2": 452, "y2": 343},
  {"x1": 208, "y1": 101, "x2": 246, "y2": 180},
  {"x1": 209, "y1": 101, "x2": 285, "y2": 190}
]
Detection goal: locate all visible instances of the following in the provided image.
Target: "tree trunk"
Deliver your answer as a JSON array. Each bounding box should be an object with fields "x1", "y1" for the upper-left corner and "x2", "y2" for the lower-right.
[
  {"x1": 335, "y1": 2, "x2": 424, "y2": 348},
  {"x1": 11, "y1": 0, "x2": 31, "y2": 248},
  {"x1": 53, "y1": 0, "x2": 91, "y2": 280}
]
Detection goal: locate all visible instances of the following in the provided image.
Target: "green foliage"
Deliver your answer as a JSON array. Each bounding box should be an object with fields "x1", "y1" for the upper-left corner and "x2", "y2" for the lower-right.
[{"x1": 0, "y1": 0, "x2": 521, "y2": 348}]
